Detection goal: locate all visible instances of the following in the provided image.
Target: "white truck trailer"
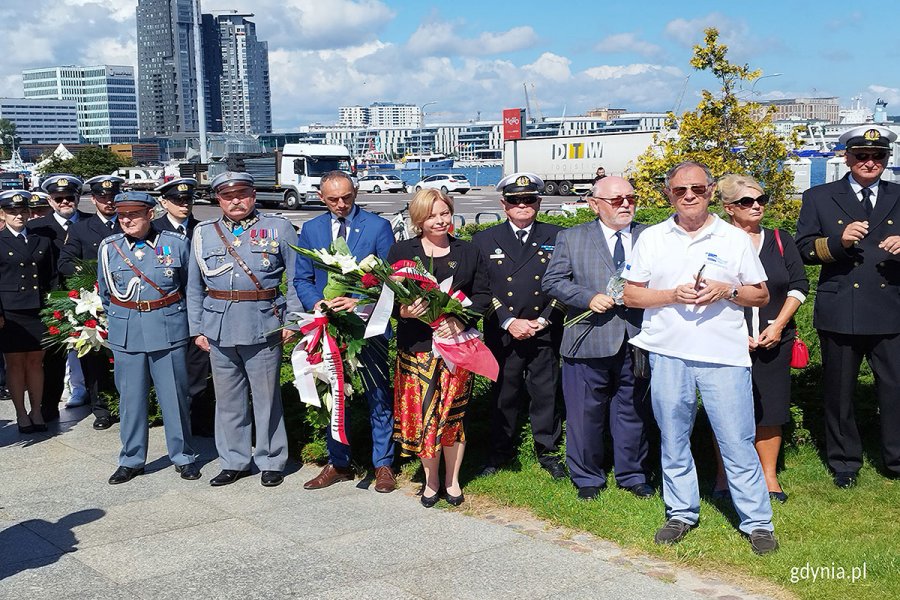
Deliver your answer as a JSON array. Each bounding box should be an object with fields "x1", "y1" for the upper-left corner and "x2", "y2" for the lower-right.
[{"x1": 502, "y1": 131, "x2": 657, "y2": 195}]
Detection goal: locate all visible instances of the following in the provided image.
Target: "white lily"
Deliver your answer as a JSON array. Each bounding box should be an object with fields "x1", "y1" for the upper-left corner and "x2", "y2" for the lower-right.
[
  {"x1": 72, "y1": 288, "x2": 104, "y2": 318},
  {"x1": 358, "y1": 254, "x2": 379, "y2": 273}
]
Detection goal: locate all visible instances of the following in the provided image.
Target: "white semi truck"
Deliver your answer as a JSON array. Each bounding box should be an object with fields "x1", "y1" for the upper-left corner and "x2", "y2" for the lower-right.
[{"x1": 502, "y1": 131, "x2": 658, "y2": 195}]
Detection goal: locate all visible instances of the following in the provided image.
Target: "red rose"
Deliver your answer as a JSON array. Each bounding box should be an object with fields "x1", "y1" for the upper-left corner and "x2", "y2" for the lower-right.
[
  {"x1": 68, "y1": 290, "x2": 79, "y2": 299},
  {"x1": 99, "y1": 330, "x2": 108, "y2": 339},
  {"x1": 84, "y1": 319, "x2": 98, "y2": 329},
  {"x1": 48, "y1": 326, "x2": 60, "y2": 335},
  {"x1": 420, "y1": 280, "x2": 437, "y2": 291},
  {"x1": 361, "y1": 273, "x2": 380, "y2": 288},
  {"x1": 69, "y1": 332, "x2": 79, "y2": 338},
  {"x1": 53, "y1": 310, "x2": 63, "y2": 320},
  {"x1": 307, "y1": 352, "x2": 323, "y2": 364}
]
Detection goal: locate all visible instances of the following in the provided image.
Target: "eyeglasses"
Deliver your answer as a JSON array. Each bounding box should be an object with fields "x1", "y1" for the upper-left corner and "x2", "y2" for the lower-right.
[
  {"x1": 669, "y1": 185, "x2": 711, "y2": 198},
  {"x1": 51, "y1": 195, "x2": 78, "y2": 203},
  {"x1": 850, "y1": 151, "x2": 887, "y2": 162},
  {"x1": 733, "y1": 194, "x2": 769, "y2": 208},
  {"x1": 505, "y1": 196, "x2": 540, "y2": 205},
  {"x1": 593, "y1": 194, "x2": 636, "y2": 208}
]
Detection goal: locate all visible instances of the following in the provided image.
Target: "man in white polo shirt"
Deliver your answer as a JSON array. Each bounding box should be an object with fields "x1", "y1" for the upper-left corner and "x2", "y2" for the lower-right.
[{"x1": 623, "y1": 161, "x2": 778, "y2": 555}]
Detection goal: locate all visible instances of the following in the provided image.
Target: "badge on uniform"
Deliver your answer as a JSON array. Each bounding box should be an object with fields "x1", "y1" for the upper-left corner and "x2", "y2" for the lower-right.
[
  {"x1": 540, "y1": 244, "x2": 555, "y2": 251},
  {"x1": 490, "y1": 247, "x2": 505, "y2": 260},
  {"x1": 156, "y1": 245, "x2": 173, "y2": 266},
  {"x1": 164, "y1": 268, "x2": 174, "y2": 278},
  {"x1": 134, "y1": 241, "x2": 146, "y2": 261}
]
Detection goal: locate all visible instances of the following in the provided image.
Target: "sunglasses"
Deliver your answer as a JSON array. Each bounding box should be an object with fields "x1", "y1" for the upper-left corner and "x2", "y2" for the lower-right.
[
  {"x1": 669, "y1": 184, "x2": 711, "y2": 198},
  {"x1": 505, "y1": 196, "x2": 539, "y2": 205},
  {"x1": 732, "y1": 194, "x2": 769, "y2": 208},
  {"x1": 593, "y1": 194, "x2": 637, "y2": 208},
  {"x1": 850, "y1": 151, "x2": 887, "y2": 162}
]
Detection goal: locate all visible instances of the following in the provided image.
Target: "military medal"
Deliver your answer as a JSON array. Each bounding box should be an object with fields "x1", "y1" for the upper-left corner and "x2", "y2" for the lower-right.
[
  {"x1": 164, "y1": 268, "x2": 174, "y2": 278},
  {"x1": 233, "y1": 225, "x2": 244, "y2": 247},
  {"x1": 262, "y1": 251, "x2": 271, "y2": 268},
  {"x1": 135, "y1": 241, "x2": 146, "y2": 260}
]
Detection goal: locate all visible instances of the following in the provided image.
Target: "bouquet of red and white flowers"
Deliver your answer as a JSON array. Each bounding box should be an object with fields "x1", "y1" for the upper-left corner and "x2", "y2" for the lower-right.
[{"x1": 41, "y1": 286, "x2": 109, "y2": 357}]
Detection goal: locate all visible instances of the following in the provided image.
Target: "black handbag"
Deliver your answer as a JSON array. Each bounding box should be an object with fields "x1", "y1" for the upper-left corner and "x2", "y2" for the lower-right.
[{"x1": 632, "y1": 346, "x2": 651, "y2": 379}]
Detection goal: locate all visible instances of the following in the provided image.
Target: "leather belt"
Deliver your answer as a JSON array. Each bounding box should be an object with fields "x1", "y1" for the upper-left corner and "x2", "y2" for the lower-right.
[
  {"x1": 110, "y1": 291, "x2": 183, "y2": 312},
  {"x1": 207, "y1": 288, "x2": 277, "y2": 301}
]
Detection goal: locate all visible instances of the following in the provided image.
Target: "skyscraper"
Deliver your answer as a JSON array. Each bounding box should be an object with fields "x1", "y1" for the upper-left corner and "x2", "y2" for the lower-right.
[
  {"x1": 211, "y1": 13, "x2": 272, "y2": 134},
  {"x1": 22, "y1": 65, "x2": 138, "y2": 144},
  {"x1": 136, "y1": 0, "x2": 200, "y2": 137}
]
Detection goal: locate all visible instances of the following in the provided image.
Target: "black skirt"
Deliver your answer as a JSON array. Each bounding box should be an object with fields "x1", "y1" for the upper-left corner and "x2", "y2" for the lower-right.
[
  {"x1": 0, "y1": 309, "x2": 46, "y2": 353},
  {"x1": 750, "y1": 331, "x2": 793, "y2": 427}
]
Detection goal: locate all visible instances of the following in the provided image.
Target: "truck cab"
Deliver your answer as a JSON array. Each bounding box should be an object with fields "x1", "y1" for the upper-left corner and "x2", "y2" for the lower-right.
[{"x1": 279, "y1": 143, "x2": 355, "y2": 209}]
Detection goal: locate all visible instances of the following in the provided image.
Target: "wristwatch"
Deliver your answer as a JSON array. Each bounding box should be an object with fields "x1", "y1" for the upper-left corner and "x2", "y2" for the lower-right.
[{"x1": 730, "y1": 287, "x2": 739, "y2": 300}]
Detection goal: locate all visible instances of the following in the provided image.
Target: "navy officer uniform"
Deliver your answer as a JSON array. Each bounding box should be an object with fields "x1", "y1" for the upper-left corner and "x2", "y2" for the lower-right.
[
  {"x1": 471, "y1": 173, "x2": 567, "y2": 478},
  {"x1": 59, "y1": 175, "x2": 124, "y2": 429},
  {"x1": 31, "y1": 175, "x2": 92, "y2": 422},
  {"x1": 153, "y1": 178, "x2": 214, "y2": 437},
  {"x1": 97, "y1": 192, "x2": 198, "y2": 484},
  {"x1": 796, "y1": 125, "x2": 900, "y2": 486},
  {"x1": 187, "y1": 171, "x2": 301, "y2": 487}
]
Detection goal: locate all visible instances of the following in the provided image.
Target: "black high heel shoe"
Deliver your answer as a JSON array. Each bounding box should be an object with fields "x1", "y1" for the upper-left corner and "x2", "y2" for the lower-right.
[{"x1": 17, "y1": 416, "x2": 35, "y2": 434}]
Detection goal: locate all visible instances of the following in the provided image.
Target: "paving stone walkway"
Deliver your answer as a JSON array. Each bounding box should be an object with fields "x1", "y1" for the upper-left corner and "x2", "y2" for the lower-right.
[{"x1": 0, "y1": 399, "x2": 775, "y2": 599}]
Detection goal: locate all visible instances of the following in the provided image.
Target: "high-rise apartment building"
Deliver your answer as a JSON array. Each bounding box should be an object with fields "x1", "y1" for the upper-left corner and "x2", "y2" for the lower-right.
[
  {"x1": 210, "y1": 13, "x2": 271, "y2": 134},
  {"x1": 22, "y1": 65, "x2": 138, "y2": 144},
  {"x1": 337, "y1": 103, "x2": 421, "y2": 128},
  {"x1": 136, "y1": 0, "x2": 200, "y2": 137}
]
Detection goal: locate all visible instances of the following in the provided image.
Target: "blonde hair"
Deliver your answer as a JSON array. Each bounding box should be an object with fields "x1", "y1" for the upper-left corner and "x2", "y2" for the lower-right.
[
  {"x1": 408, "y1": 188, "x2": 454, "y2": 235},
  {"x1": 718, "y1": 173, "x2": 764, "y2": 204}
]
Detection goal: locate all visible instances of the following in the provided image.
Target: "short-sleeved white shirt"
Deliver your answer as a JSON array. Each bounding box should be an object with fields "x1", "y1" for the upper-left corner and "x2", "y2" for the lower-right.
[{"x1": 625, "y1": 214, "x2": 767, "y2": 367}]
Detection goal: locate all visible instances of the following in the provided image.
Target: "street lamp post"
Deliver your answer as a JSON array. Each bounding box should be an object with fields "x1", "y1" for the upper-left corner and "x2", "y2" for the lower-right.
[
  {"x1": 419, "y1": 101, "x2": 438, "y2": 184},
  {"x1": 747, "y1": 72, "x2": 783, "y2": 97}
]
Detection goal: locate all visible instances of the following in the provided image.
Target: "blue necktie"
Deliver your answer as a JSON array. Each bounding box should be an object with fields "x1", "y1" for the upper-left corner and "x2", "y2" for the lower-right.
[
  {"x1": 862, "y1": 188, "x2": 873, "y2": 217},
  {"x1": 613, "y1": 231, "x2": 625, "y2": 269},
  {"x1": 337, "y1": 217, "x2": 347, "y2": 240}
]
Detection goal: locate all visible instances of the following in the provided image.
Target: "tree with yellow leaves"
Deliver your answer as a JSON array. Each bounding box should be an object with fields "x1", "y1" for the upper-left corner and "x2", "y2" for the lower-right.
[{"x1": 632, "y1": 28, "x2": 797, "y2": 210}]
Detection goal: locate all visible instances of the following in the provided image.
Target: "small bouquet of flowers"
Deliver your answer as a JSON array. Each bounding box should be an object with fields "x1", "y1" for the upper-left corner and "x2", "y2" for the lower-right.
[
  {"x1": 41, "y1": 286, "x2": 109, "y2": 357},
  {"x1": 563, "y1": 264, "x2": 627, "y2": 327}
]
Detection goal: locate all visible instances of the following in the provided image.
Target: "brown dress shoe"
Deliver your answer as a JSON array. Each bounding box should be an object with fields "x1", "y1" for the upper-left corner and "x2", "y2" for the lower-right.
[
  {"x1": 304, "y1": 464, "x2": 354, "y2": 490},
  {"x1": 373, "y1": 466, "x2": 396, "y2": 493}
]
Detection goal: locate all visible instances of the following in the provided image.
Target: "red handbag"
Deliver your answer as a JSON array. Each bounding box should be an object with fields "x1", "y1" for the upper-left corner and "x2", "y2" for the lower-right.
[
  {"x1": 790, "y1": 335, "x2": 810, "y2": 369},
  {"x1": 774, "y1": 229, "x2": 809, "y2": 369}
]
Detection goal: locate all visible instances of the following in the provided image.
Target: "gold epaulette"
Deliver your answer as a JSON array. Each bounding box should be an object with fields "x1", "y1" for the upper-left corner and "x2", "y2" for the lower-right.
[{"x1": 814, "y1": 237, "x2": 836, "y2": 263}]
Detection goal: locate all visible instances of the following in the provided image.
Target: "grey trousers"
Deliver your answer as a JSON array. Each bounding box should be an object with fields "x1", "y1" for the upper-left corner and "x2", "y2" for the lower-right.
[{"x1": 209, "y1": 341, "x2": 288, "y2": 471}]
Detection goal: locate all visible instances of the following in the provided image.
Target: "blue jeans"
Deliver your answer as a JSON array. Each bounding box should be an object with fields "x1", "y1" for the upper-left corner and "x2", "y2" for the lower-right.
[{"x1": 649, "y1": 353, "x2": 773, "y2": 534}]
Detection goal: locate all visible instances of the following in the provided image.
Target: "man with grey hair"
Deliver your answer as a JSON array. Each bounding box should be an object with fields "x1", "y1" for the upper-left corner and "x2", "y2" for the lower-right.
[
  {"x1": 543, "y1": 175, "x2": 654, "y2": 500},
  {"x1": 623, "y1": 161, "x2": 778, "y2": 555}
]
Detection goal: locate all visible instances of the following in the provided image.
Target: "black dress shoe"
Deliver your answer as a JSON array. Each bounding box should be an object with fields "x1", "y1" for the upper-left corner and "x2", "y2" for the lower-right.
[
  {"x1": 420, "y1": 490, "x2": 441, "y2": 508},
  {"x1": 833, "y1": 471, "x2": 858, "y2": 488},
  {"x1": 577, "y1": 486, "x2": 601, "y2": 500},
  {"x1": 175, "y1": 463, "x2": 202, "y2": 480},
  {"x1": 109, "y1": 465, "x2": 144, "y2": 485},
  {"x1": 445, "y1": 491, "x2": 465, "y2": 507},
  {"x1": 93, "y1": 415, "x2": 115, "y2": 430},
  {"x1": 622, "y1": 483, "x2": 655, "y2": 499},
  {"x1": 210, "y1": 469, "x2": 251, "y2": 487},
  {"x1": 32, "y1": 422, "x2": 48, "y2": 433},
  {"x1": 261, "y1": 471, "x2": 284, "y2": 487},
  {"x1": 541, "y1": 461, "x2": 567, "y2": 480},
  {"x1": 17, "y1": 423, "x2": 35, "y2": 434},
  {"x1": 476, "y1": 464, "x2": 500, "y2": 477}
]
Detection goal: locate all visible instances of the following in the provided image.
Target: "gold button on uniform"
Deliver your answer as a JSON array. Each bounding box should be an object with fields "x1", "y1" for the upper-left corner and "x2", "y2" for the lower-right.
[
  {"x1": 853, "y1": 283, "x2": 860, "y2": 288},
  {"x1": 508, "y1": 306, "x2": 514, "y2": 311},
  {"x1": 534, "y1": 275, "x2": 540, "y2": 280},
  {"x1": 838, "y1": 220, "x2": 844, "y2": 225},
  {"x1": 534, "y1": 306, "x2": 540, "y2": 310},
  {"x1": 507, "y1": 277, "x2": 512, "y2": 282},
  {"x1": 533, "y1": 291, "x2": 539, "y2": 296},
  {"x1": 881, "y1": 283, "x2": 886, "y2": 288},
  {"x1": 890, "y1": 220, "x2": 894, "y2": 225},
  {"x1": 507, "y1": 292, "x2": 513, "y2": 296}
]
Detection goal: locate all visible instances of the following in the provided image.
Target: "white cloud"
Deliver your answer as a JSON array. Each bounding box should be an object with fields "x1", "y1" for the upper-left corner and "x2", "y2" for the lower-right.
[
  {"x1": 78, "y1": 38, "x2": 138, "y2": 70},
  {"x1": 407, "y1": 22, "x2": 538, "y2": 57},
  {"x1": 585, "y1": 64, "x2": 681, "y2": 81},
  {"x1": 523, "y1": 53, "x2": 571, "y2": 83},
  {"x1": 867, "y1": 85, "x2": 900, "y2": 107},
  {"x1": 595, "y1": 33, "x2": 663, "y2": 59},
  {"x1": 62, "y1": 0, "x2": 134, "y2": 23}
]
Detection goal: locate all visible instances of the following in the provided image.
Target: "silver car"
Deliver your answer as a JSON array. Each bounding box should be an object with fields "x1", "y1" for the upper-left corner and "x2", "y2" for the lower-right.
[{"x1": 357, "y1": 174, "x2": 405, "y2": 193}]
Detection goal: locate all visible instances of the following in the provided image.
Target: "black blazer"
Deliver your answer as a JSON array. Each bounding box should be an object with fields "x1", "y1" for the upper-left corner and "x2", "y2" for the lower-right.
[
  {"x1": 796, "y1": 175, "x2": 900, "y2": 334},
  {"x1": 471, "y1": 220, "x2": 566, "y2": 348},
  {"x1": 58, "y1": 214, "x2": 122, "y2": 278},
  {"x1": 387, "y1": 235, "x2": 491, "y2": 352},
  {"x1": 746, "y1": 228, "x2": 809, "y2": 338},
  {"x1": 29, "y1": 210, "x2": 91, "y2": 287},
  {"x1": 0, "y1": 228, "x2": 55, "y2": 316},
  {"x1": 152, "y1": 214, "x2": 201, "y2": 239}
]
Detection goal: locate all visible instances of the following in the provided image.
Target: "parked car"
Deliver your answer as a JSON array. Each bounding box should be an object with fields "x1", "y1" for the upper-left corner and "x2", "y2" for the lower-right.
[
  {"x1": 357, "y1": 174, "x2": 405, "y2": 193},
  {"x1": 413, "y1": 173, "x2": 470, "y2": 194}
]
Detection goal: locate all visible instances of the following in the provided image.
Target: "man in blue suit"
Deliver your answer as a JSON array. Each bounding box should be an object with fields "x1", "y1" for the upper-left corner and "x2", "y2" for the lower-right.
[
  {"x1": 97, "y1": 192, "x2": 198, "y2": 484},
  {"x1": 294, "y1": 170, "x2": 397, "y2": 493}
]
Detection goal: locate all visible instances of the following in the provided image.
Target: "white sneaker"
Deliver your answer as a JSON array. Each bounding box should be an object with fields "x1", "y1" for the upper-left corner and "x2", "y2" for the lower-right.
[{"x1": 65, "y1": 387, "x2": 90, "y2": 407}]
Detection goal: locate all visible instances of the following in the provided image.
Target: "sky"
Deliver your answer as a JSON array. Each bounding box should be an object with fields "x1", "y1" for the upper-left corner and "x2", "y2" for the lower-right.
[{"x1": 1, "y1": 0, "x2": 898, "y2": 132}]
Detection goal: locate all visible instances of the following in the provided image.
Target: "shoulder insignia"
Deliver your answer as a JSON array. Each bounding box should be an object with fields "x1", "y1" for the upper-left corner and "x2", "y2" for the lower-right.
[
  {"x1": 197, "y1": 218, "x2": 219, "y2": 226},
  {"x1": 160, "y1": 229, "x2": 187, "y2": 241},
  {"x1": 260, "y1": 213, "x2": 289, "y2": 223}
]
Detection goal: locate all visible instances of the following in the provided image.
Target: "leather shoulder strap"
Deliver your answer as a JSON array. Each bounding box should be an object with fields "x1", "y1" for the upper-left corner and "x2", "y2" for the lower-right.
[
  {"x1": 212, "y1": 221, "x2": 264, "y2": 290},
  {"x1": 109, "y1": 242, "x2": 168, "y2": 296}
]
